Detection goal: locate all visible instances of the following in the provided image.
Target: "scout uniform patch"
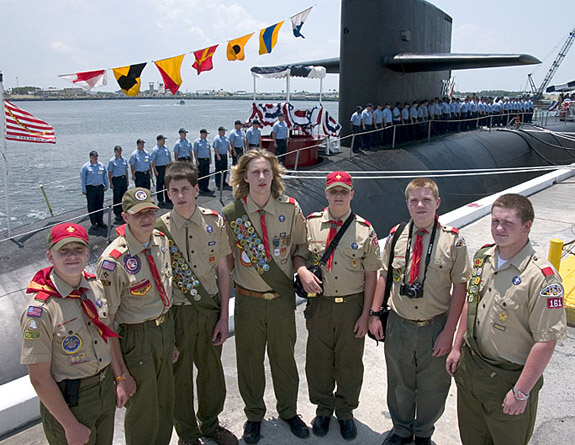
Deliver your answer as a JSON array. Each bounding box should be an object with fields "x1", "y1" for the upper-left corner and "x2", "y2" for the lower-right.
[
  {"x1": 541, "y1": 283, "x2": 564, "y2": 309},
  {"x1": 62, "y1": 335, "x2": 82, "y2": 354},
  {"x1": 124, "y1": 255, "x2": 141, "y2": 274}
]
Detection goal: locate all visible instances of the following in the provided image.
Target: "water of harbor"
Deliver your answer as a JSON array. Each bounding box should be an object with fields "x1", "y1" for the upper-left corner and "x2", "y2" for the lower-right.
[{"x1": 0, "y1": 99, "x2": 338, "y2": 232}]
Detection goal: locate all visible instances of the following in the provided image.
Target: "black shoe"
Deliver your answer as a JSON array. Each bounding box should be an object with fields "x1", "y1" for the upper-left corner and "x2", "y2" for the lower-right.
[
  {"x1": 414, "y1": 436, "x2": 432, "y2": 445},
  {"x1": 311, "y1": 416, "x2": 330, "y2": 437},
  {"x1": 90, "y1": 224, "x2": 98, "y2": 231},
  {"x1": 97, "y1": 222, "x2": 108, "y2": 229},
  {"x1": 383, "y1": 433, "x2": 413, "y2": 445},
  {"x1": 339, "y1": 419, "x2": 357, "y2": 441},
  {"x1": 243, "y1": 421, "x2": 261, "y2": 444},
  {"x1": 281, "y1": 415, "x2": 310, "y2": 439}
]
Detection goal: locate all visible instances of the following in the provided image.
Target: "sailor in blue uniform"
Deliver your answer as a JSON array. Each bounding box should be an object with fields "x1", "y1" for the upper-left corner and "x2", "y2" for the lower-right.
[
  {"x1": 151, "y1": 135, "x2": 172, "y2": 207},
  {"x1": 174, "y1": 128, "x2": 193, "y2": 162},
  {"x1": 193, "y1": 129, "x2": 213, "y2": 194},
  {"x1": 108, "y1": 145, "x2": 129, "y2": 223},
  {"x1": 81, "y1": 150, "x2": 109, "y2": 230},
  {"x1": 229, "y1": 120, "x2": 246, "y2": 165},
  {"x1": 129, "y1": 139, "x2": 153, "y2": 190},
  {"x1": 350, "y1": 106, "x2": 363, "y2": 152}
]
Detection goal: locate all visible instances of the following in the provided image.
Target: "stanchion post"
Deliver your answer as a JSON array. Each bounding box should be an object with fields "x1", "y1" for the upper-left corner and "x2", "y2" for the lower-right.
[
  {"x1": 427, "y1": 120, "x2": 431, "y2": 141},
  {"x1": 548, "y1": 238, "x2": 564, "y2": 271},
  {"x1": 106, "y1": 206, "x2": 112, "y2": 242},
  {"x1": 294, "y1": 149, "x2": 300, "y2": 171},
  {"x1": 392, "y1": 125, "x2": 396, "y2": 148},
  {"x1": 350, "y1": 134, "x2": 355, "y2": 157},
  {"x1": 40, "y1": 185, "x2": 54, "y2": 217},
  {"x1": 219, "y1": 172, "x2": 224, "y2": 200}
]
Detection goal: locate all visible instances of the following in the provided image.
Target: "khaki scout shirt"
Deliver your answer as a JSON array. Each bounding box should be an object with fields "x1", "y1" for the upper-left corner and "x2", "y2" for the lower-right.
[
  {"x1": 20, "y1": 272, "x2": 111, "y2": 382},
  {"x1": 297, "y1": 209, "x2": 382, "y2": 296},
  {"x1": 470, "y1": 242, "x2": 566, "y2": 365},
  {"x1": 160, "y1": 206, "x2": 231, "y2": 305},
  {"x1": 381, "y1": 221, "x2": 471, "y2": 320},
  {"x1": 228, "y1": 194, "x2": 307, "y2": 292},
  {"x1": 97, "y1": 225, "x2": 172, "y2": 324}
]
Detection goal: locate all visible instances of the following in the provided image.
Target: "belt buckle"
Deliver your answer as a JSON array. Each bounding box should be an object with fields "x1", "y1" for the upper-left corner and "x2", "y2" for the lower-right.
[
  {"x1": 263, "y1": 292, "x2": 276, "y2": 301},
  {"x1": 334, "y1": 297, "x2": 344, "y2": 303},
  {"x1": 416, "y1": 320, "x2": 430, "y2": 327},
  {"x1": 155, "y1": 314, "x2": 166, "y2": 326}
]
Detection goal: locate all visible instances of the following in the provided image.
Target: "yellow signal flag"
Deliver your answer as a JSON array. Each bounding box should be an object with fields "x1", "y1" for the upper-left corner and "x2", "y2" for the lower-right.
[{"x1": 227, "y1": 33, "x2": 254, "y2": 61}]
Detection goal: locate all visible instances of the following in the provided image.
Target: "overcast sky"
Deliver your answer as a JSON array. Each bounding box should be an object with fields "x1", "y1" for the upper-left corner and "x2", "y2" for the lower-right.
[{"x1": 1, "y1": 0, "x2": 573, "y2": 94}]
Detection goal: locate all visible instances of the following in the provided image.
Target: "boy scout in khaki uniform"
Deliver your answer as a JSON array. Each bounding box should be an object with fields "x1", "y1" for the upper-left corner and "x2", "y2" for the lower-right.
[
  {"x1": 223, "y1": 149, "x2": 309, "y2": 444},
  {"x1": 369, "y1": 178, "x2": 471, "y2": 445},
  {"x1": 21, "y1": 223, "x2": 117, "y2": 445},
  {"x1": 97, "y1": 187, "x2": 174, "y2": 445},
  {"x1": 446, "y1": 194, "x2": 567, "y2": 445},
  {"x1": 158, "y1": 162, "x2": 237, "y2": 445},
  {"x1": 294, "y1": 171, "x2": 381, "y2": 441}
]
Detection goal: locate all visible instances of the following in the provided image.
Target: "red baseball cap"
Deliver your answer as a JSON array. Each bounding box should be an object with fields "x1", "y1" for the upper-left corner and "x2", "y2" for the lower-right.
[
  {"x1": 47, "y1": 223, "x2": 89, "y2": 250},
  {"x1": 326, "y1": 171, "x2": 353, "y2": 191}
]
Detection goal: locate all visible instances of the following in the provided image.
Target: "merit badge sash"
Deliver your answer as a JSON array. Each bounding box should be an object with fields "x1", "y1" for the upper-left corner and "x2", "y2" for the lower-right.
[
  {"x1": 222, "y1": 199, "x2": 295, "y2": 298},
  {"x1": 155, "y1": 218, "x2": 215, "y2": 308}
]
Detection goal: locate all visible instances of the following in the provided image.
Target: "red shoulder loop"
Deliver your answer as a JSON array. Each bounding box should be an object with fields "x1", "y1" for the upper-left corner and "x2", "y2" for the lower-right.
[
  {"x1": 541, "y1": 267, "x2": 554, "y2": 277},
  {"x1": 156, "y1": 230, "x2": 165, "y2": 237},
  {"x1": 84, "y1": 272, "x2": 96, "y2": 279},
  {"x1": 481, "y1": 243, "x2": 495, "y2": 249},
  {"x1": 287, "y1": 197, "x2": 296, "y2": 205},
  {"x1": 34, "y1": 291, "x2": 51, "y2": 302},
  {"x1": 115, "y1": 224, "x2": 126, "y2": 236},
  {"x1": 110, "y1": 249, "x2": 122, "y2": 259},
  {"x1": 210, "y1": 209, "x2": 219, "y2": 216},
  {"x1": 451, "y1": 227, "x2": 459, "y2": 234},
  {"x1": 362, "y1": 218, "x2": 372, "y2": 227},
  {"x1": 390, "y1": 224, "x2": 400, "y2": 235}
]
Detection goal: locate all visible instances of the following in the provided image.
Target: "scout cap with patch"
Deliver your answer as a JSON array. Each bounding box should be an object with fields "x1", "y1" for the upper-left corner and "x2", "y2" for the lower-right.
[
  {"x1": 48, "y1": 223, "x2": 89, "y2": 250},
  {"x1": 122, "y1": 188, "x2": 159, "y2": 214},
  {"x1": 326, "y1": 171, "x2": 353, "y2": 191}
]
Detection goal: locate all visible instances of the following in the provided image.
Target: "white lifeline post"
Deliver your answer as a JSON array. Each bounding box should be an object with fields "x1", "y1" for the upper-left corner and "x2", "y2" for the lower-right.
[{"x1": 0, "y1": 71, "x2": 12, "y2": 237}]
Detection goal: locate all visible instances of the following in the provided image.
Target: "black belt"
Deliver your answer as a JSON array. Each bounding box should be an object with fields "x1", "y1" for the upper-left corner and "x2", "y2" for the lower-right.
[
  {"x1": 113, "y1": 175, "x2": 126, "y2": 179},
  {"x1": 86, "y1": 185, "x2": 104, "y2": 188},
  {"x1": 178, "y1": 156, "x2": 191, "y2": 161},
  {"x1": 135, "y1": 171, "x2": 149, "y2": 174},
  {"x1": 58, "y1": 366, "x2": 109, "y2": 389}
]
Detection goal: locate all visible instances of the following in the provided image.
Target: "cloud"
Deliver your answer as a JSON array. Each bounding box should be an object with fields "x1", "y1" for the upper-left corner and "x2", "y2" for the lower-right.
[{"x1": 50, "y1": 41, "x2": 76, "y2": 53}]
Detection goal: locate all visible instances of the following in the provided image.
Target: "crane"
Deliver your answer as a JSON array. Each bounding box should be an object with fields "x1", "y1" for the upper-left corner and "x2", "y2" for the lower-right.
[{"x1": 528, "y1": 26, "x2": 575, "y2": 98}]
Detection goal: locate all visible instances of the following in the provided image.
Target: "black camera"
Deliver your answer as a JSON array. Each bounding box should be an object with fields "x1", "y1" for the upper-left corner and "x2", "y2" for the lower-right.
[{"x1": 400, "y1": 282, "x2": 424, "y2": 299}]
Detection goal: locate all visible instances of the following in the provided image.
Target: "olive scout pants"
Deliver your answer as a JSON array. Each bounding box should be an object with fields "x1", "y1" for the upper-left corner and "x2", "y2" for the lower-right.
[
  {"x1": 304, "y1": 294, "x2": 365, "y2": 420},
  {"x1": 119, "y1": 313, "x2": 175, "y2": 445},
  {"x1": 41, "y1": 369, "x2": 115, "y2": 445},
  {"x1": 384, "y1": 310, "x2": 451, "y2": 439},
  {"x1": 234, "y1": 292, "x2": 299, "y2": 421},
  {"x1": 172, "y1": 303, "x2": 226, "y2": 441},
  {"x1": 454, "y1": 345, "x2": 542, "y2": 445}
]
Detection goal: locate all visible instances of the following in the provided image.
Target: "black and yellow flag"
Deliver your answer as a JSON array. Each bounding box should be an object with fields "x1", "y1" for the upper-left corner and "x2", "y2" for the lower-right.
[
  {"x1": 226, "y1": 33, "x2": 254, "y2": 61},
  {"x1": 113, "y1": 62, "x2": 147, "y2": 97}
]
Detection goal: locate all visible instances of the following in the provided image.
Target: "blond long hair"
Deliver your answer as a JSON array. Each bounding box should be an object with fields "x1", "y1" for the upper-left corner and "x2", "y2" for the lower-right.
[{"x1": 230, "y1": 149, "x2": 286, "y2": 199}]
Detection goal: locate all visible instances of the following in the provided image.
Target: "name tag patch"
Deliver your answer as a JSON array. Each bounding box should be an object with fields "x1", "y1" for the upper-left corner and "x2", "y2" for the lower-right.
[{"x1": 24, "y1": 330, "x2": 41, "y2": 339}]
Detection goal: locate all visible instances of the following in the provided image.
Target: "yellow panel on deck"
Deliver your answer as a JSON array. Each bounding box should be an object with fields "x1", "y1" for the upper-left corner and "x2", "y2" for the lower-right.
[{"x1": 560, "y1": 255, "x2": 575, "y2": 326}]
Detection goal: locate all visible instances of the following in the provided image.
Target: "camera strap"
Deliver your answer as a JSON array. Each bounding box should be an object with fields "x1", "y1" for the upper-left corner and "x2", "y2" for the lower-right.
[
  {"x1": 403, "y1": 216, "x2": 439, "y2": 288},
  {"x1": 319, "y1": 212, "x2": 356, "y2": 265}
]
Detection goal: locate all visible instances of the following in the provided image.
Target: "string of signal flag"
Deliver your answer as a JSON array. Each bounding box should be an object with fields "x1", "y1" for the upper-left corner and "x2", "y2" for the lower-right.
[{"x1": 58, "y1": 7, "x2": 313, "y2": 97}]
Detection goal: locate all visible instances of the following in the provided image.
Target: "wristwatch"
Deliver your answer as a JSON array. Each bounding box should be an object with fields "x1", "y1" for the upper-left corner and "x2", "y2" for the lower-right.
[
  {"x1": 512, "y1": 386, "x2": 530, "y2": 401},
  {"x1": 369, "y1": 309, "x2": 382, "y2": 317}
]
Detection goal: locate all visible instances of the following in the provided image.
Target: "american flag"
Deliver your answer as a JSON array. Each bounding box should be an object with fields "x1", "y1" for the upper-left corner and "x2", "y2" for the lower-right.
[{"x1": 4, "y1": 100, "x2": 56, "y2": 144}]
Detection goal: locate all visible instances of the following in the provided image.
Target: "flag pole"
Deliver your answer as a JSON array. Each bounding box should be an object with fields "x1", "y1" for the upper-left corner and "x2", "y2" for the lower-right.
[{"x1": 0, "y1": 71, "x2": 12, "y2": 237}]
